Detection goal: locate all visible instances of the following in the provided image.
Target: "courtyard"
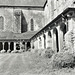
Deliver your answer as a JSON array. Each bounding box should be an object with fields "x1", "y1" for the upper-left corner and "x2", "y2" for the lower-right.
[
  {"x1": 0, "y1": 52, "x2": 51, "y2": 75},
  {"x1": 0, "y1": 51, "x2": 75, "y2": 75}
]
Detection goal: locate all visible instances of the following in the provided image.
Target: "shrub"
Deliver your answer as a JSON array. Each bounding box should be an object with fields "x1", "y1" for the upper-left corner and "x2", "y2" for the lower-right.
[
  {"x1": 43, "y1": 48, "x2": 54, "y2": 58},
  {"x1": 38, "y1": 49, "x2": 44, "y2": 56},
  {"x1": 52, "y1": 51, "x2": 75, "y2": 69}
]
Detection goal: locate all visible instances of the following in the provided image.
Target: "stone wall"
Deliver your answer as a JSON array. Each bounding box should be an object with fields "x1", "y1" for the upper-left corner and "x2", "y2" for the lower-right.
[
  {"x1": 0, "y1": 7, "x2": 45, "y2": 33},
  {"x1": 44, "y1": 0, "x2": 75, "y2": 26}
]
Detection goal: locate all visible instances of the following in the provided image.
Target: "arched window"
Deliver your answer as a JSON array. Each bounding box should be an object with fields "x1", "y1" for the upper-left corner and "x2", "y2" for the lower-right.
[
  {"x1": 48, "y1": 31, "x2": 52, "y2": 38},
  {"x1": 31, "y1": 18, "x2": 34, "y2": 31},
  {"x1": 0, "y1": 16, "x2": 4, "y2": 30}
]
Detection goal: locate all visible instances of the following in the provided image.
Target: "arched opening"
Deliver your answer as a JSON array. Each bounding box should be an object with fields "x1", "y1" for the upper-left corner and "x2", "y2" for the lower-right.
[
  {"x1": 53, "y1": 28, "x2": 59, "y2": 52},
  {"x1": 22, "y1": 42, "x2": 25, "y2": 49},
  {"x1": 27, "y1": 42, "x2": 31, "y2": 51},
  {"x1": 60, "y1": 23, "x2": 67, "y2": 40},
  {"x1": 4, "y1": 42, "x2": 8, "y2": 52},
  {"x1": 10, "y1": 42, "x2": 14, "y2": 51},
  {"x1": 0, "y1": 16, "x2": 4, "y2": 30},
  {"x1": 48, "y1": 31, "x2": 52, "y2": 48},
  {"x1": 43, "y1": 34, "x2": 46, "y2": 49},
  {"x1": 0, "y1": 42, "x2": 2, "y2": 51},
  {"x1": 31, "y1": 18, "x2": 34, "y2": 31},
  {"x1": 16, "y1": 42, "x2": 20, "y2": 50},
  {"x1": 48, "y1": 31, "x2": 52, "y2": 38}
]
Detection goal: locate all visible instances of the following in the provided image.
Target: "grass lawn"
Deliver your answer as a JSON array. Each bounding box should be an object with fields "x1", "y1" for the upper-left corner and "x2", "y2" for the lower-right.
[{"x1": 0, "y1": 52, "x2": 75, "y2": 75}]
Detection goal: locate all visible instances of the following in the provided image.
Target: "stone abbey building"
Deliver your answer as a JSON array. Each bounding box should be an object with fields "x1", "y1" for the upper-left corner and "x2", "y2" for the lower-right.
[{"x1": 0, "y1": 0, "x2": 75, "y2": 53}]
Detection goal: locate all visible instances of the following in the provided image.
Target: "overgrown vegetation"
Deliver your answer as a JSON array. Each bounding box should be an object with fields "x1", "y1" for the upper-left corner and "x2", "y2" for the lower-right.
[
  {"x1": 51, "y1": 30, "x2": 75, "y2": 69},
  {"x1": 52, "y1": 51, "x2": 75, "y2": 69},
  {"x1": 43, "y1": 48, "x2": 54, "y2": 58}
]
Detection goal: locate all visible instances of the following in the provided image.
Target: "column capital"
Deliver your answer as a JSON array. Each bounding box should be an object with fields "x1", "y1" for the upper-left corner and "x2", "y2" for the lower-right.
[
  {"x1": 8, "y1": 42, "x2": 10, "y2": 44},
  {"x1": 25, "y1": 42, "x2": 27, "y2": 44}
]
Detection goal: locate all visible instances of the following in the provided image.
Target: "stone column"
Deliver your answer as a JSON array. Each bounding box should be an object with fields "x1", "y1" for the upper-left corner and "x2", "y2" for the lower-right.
[
  {"x1": 45, "y1": 32, "x2": 48, "y2": 49},
  {"x1": 37, "y1": 37, "x2": 40, "y2": 49},
  {"x1": 2, "y1": 42, "x2": 5, "y2": 50},
  {"x1": 31, "y1": 40, "x2": 33, "y2": 50},
  {"x1": 36, "y1": 38, "x2": 38, "y2": 49},
  {"x1": 20, "y1": 42, "x2": 22, "y2": 50},
  {"x1": 51, "y1": 29, "x2": 54, "y2": 51},
  {"x1": 8, "y1": 42, "x2": 10, "y2": 50},
  {"x1": 14, "y1": 42, "x2": 16, "y2": 51},
  {"x1": 57, "y1": 26, "x2": 63, "y2": 52},
  {"x1": 41, "y1": 35, "x2": 44, "y2": 49},
  {"x1": 25, "y1": 42, "x2": 27, "y2": 51}
]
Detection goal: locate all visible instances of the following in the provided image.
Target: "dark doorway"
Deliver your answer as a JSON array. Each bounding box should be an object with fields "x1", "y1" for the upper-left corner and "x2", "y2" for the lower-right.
[
  {"x1": 4, "y1": 42, "x2": 8, "y2": 52},
  {"x1": 53, "y1": 28, "x2": 59, "y2": 52},
  {"x1": 10, "y1": 42, "x2": 14, "y2": 51},
  {"x1": 43, "y1": 34, "x2": 46, "y2": 49},
  {"x1": 27, "y1": 42, "x2": 31, "y2": 50},
  {"x1": 48, "y1": 31, "x2": 52, "y2": 38},
  {"x1": 60, "y1": 23, "x2": 67, "y2": 40},
  {"x1": 0, "y1": 42, "x2": 2, "y2": 51}
]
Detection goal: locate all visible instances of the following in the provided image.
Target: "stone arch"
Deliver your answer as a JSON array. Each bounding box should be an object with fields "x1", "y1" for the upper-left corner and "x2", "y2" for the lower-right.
[
  {"x1": 0, "y1": 16, "x2": 4, "y2": 30},
  {"x1": 60, "y1": 23, "x2": 67, "y2": 39},
  {"x1": 22, "y1": 42, "x2": 25, "y2": 49},
  {"x1": 48, "y1": 31, "x2": 52, "y2": 38},
  {"x1": 43, "y1": 34, "x2": 46, "y2": 49},
  {"x1": 47, "y1": 31, "x2": 52, "y2": 48},
  {"x1": 53, "y1": 28, "x2": 59, "y2": 52},
  {"x1": 10, "y1": 42, "x2": 14, "y2": 51},
  {"x1": 0, "y1": 42, "x2": 2, "y2": 51},
  {"x1": 27, "y1": 42, "x2": 31, "y2": 50},
  {"x1": 4, "y1": 42, "x2": 8, "y2": 52}
]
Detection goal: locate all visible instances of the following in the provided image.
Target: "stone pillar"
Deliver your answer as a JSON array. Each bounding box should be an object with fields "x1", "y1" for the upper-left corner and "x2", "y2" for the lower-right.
[
  {"x1": 57, "y1": 26, "x2": 63, "y2": 52},
  {"x1": 2, "y1": 42, "x2": 5, "y2": 50},
  {"x1": 68, "y1": 17, "x2": 73, "y2": 31},
  {"x1": 8, "y1": 42, "x2": 10, "y2": 50},
  {"x1": 45, "y1": 32, "x2": 48, "y2": 49},
  {"x1": 36, "y1": 38, "x2": 38, "y2": 49},
  {"x1": 31, "y1": 40, "x2": 34, "y2": 50},
  {"x1": 34, "y1": 38, "x2": 38, "y2": 49},
  {"x1": 20, "y1": 42, "x2": 22, "y2": 50},
  {"x1": 53, "y1": 30, "x2": 57, "y2": 52},
  {"x1": 14, "y1": 42, "x2": 16, "y2": 51},
  {"x1": 51, "y1": 30, "x2": 54, "y2": 51},
  {"x1": 25, "y1": 42, "x2": 27, "y2": 51},
  {"x1": 47, "y1": 31, "x2": 52, "y2": 49},
  {"x1": 37, "y1": 37, "x2": 40, "y2": 49},
  {"x1": 41, "y1": 35, "x2": 44, "y2": 49}
]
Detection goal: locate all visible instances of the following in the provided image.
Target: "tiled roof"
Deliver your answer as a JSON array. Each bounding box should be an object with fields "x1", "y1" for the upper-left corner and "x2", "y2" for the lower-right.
[
  {"x1": 0, "y1": 31, "x2": 39, "y2": 40},
  {"x1": 0, "y1": 0, "x2": 46, "y2": 7}
]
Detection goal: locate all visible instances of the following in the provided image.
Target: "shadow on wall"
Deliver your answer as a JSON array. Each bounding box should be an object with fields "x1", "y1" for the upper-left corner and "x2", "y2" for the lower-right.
[{"x1": 21, "y1": 11, "x2": 28, "y2": 33}]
